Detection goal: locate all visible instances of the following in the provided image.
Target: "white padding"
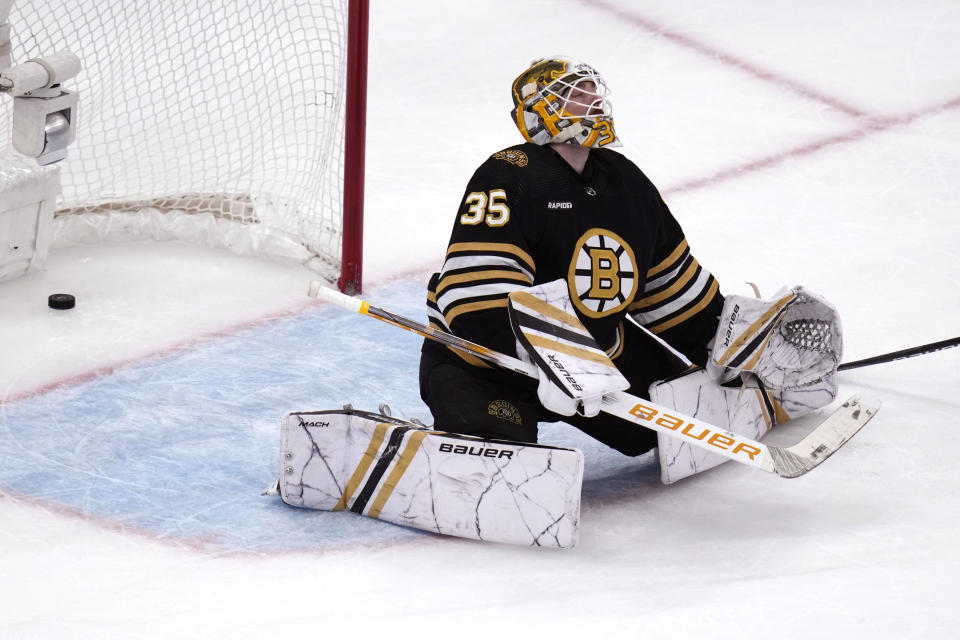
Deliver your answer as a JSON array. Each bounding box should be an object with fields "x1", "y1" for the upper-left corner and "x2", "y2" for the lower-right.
[
  {"x1": 651, "y1": 369, "x2": 771, "y2": 484},
  {"x1": 508, "y1": 279, "x2": 629, "y2": 417},
  {"x1": 278, "y1": 409, "x2": 584, "y2": 548},
  {"x1": 0, "y1": 150, "x2": 60, "y2": 282},
  {"x1": 710, "y1": 286, "x2": 842, "y2": 391}
]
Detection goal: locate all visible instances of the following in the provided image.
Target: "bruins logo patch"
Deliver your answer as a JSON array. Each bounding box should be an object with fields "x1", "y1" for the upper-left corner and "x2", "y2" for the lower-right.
[
  {"x1": 567, "y1": 228, "x2": 639, "y2": 318},
  {"x1": 488, "y1": 399, "x2": 522, "y2": 424},
  {"x1": 492, "y1": 150, "x2": 528, "y2": 167}
]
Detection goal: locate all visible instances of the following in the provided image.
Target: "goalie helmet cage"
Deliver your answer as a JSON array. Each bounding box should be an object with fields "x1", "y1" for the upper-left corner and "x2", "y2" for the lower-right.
[{"x1": 0, "y1": 0, "x2": 367, "y2": 294}]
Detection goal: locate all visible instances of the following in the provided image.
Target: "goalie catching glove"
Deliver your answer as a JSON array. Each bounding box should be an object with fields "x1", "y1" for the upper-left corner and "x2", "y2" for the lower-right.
[
  {"x1": 652, "y1": 285, "x2": 844, "y2": 484},
  {"x1": 508, "y1": 279, "x2": 629, "y2": 417},
  {"x1": 710, "y1": 285, "x2": 842, "y2": 400}
]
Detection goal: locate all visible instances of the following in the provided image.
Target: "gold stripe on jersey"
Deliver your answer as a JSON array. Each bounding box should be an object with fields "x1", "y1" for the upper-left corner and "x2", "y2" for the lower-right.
[
  {"x1": 630, "y1": 258, "x2": 700, "y2": 310},
  {"x1": 647, "y1": 239, "x2": 688, "y2": 279},
  {"x1": 525, "y1": 334, "x2": 619, "y2": 368},
  {"x1": 438, "y1": 282, "x2": 528, "y2": 320},
  {"x1": 434, "y1": 244, "x2": 535, "y2": 329},
  {"x1": 444, "y1": 297, "x2": 509, "y2": 326},
  {"x1": 446, "y1": 242, "x2": 536, "y2": 273},
  {"x1": 437, "y1": 269, "x2": 533, "y2": 295},
  {"x1": 647, "y1": 278, "x2": 720, "y2": 334}
]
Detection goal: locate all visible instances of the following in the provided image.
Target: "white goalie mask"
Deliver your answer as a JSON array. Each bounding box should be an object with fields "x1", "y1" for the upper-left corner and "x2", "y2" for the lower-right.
[{"x1": 510, "y1": 56, "x2": 621, "y2": 148}]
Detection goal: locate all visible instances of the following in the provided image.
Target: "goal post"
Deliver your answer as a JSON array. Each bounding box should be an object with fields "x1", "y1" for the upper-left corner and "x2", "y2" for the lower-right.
[
  {"x1": 0, "y1": 0, "x2": 368, "y2": 292},
  {"x1": 340, "y1": 0, "x2": 367, "y2": 295}
]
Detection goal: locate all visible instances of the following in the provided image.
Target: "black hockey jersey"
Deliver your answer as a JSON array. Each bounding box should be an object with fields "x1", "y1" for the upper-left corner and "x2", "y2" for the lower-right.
[{"x1": 424, "y1": 142, "x2": 722, "y2": 371}]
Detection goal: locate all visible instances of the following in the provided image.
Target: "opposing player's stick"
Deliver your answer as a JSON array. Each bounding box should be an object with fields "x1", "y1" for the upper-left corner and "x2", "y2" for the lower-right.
[
  {"x1": 839, "y1": 336, "x2": 960, "y2": 371},
  {"x1": 308, "y1": 282, "x2": 879, "y2": 478}
]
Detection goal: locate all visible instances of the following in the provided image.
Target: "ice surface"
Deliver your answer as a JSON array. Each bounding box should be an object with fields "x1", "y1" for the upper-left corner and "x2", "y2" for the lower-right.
[{"x1": 1, "y1": 0, "x2": 959, "y2": 637}]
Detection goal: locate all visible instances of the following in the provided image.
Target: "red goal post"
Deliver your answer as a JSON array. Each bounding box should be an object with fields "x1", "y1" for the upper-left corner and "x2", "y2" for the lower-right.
[{"x1": 340, "y1": 0, "x2": 367, "y2": 294}]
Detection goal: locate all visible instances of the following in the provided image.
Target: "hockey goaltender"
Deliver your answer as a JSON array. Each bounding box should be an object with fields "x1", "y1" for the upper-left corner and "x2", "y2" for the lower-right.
[{"x1": 273, "y1": 56, "x2": 849, "y2": 548}]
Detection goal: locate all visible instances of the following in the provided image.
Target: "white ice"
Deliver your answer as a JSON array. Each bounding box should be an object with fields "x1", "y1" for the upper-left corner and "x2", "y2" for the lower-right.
[{"x1": 2, "y1": 0, "x2": 959, "y2": 637}]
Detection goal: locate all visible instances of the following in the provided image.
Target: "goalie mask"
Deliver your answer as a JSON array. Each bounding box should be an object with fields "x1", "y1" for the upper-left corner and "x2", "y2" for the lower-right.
[{"x1": 510, "y1": 56, "x2": 621, "y2": 148}]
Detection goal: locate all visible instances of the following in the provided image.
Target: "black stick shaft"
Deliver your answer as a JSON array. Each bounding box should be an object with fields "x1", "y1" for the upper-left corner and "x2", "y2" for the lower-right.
[{"x1": 839, "y1": 336, "x2": 960, "y2": 371}]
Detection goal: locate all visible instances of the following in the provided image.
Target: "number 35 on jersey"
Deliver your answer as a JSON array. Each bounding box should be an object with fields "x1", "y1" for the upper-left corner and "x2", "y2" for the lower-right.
[{"x1": 460, "y1": 189, "x2": 510, "y2": 227}]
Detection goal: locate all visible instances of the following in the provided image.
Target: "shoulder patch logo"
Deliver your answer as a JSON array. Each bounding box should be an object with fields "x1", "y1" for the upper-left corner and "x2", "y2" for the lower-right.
[
  {"x1": 488, "y1": 399, "x2": 523, "y2": 424},
  {"x1": 492, "y1": 150, "x2": 528, "y2": 167}
]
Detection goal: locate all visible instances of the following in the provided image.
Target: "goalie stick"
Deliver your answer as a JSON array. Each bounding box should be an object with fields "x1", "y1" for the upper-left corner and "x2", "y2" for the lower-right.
[{"x1": 307, "y1": 282, "x2": 879, "y2": 479}]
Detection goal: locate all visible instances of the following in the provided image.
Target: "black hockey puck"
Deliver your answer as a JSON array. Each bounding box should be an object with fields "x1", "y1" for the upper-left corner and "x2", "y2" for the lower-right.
[{"x1": 48, "y1": 293, "x2": 76, "y2": 310}]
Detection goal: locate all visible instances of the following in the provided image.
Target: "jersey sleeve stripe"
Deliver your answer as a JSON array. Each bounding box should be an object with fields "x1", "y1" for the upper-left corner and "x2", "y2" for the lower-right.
[
  {"x1": 646, "y1": 238, "x2": 689, "y2": 278},
  {"x1": 643, "y1": 248, "x2": 692, "y2": 293},
  {"x1": 631, "y1": 266, "x2": 711, "y2": 324},
  {"x1": 629, "y1": 263, "x2": 704, "y2": 318},
  {"x1": 630, "y1": 257, "x2": 700, "y2": 310},
  {"x1": 441, "y1": 255, "x2": 535, "y2": 283},
  {"x1": 437, "y1": 269, "x2": 533, "y2": 295},
  {"x1": 446, "y1": 242, "x2": 536, "y2": 273},
  {"x1": 646, "y1": 278, "x2": 720, "y2": 334},
  {"x1": 443, "y1": 297, "x2": 509, "y2": 326},
  {"x1": 427, "y1": 304, "x2": 448, "y2": 328},
  {"x1": 437, "y1": 282, "x2": 529, "y2": 315}
]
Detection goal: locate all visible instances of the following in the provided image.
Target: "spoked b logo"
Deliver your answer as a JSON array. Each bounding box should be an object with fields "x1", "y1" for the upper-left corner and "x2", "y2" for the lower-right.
[{"x1": 567, "y1": 228, "x2": 638, "y2": 318}]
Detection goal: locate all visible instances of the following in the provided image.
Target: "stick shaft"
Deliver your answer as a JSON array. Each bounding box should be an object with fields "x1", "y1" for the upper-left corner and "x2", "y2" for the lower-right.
[
  {"x1": 309, "y1": 283, "x2": 777, "y2": 471},
  {"x1": 365, "y1": 302, "x2": 538, "y2": 377},
  {"x1": 839, "y1": 336, "x2": 960, "y2": 371},
  {"x1": 307, "y1": 282, "x2": 878, "y2": 478}
]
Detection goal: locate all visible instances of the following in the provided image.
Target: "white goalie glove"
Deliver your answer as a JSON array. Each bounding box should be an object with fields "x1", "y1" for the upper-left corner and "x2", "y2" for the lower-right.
[
  {"x1": 652, "y1": 285, "x2": 843, "y2": 484},
  {"x1": 508, "y1": 279, "x2": 629, "y2": 417},
  {"x1": 709, "y1": 285, "x2": 842, "y2": 414}
]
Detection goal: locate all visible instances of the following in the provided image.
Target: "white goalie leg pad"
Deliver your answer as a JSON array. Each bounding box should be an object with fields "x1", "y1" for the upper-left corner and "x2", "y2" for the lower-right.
[
  {"x1": 651, "y1": 369, "x2": 775, "y2": 484},
  {"x1": 508, "y1": 279, "x2": 629, "y2": 417},
  {"x1": 277, "y1": 409, "x2": 584, "y2": 548}
]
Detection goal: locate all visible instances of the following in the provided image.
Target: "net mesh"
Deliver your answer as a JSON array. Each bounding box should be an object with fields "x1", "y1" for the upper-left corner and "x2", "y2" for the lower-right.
[{"x1": 0, "y1": 0, "x2": 349, "y2": 275}]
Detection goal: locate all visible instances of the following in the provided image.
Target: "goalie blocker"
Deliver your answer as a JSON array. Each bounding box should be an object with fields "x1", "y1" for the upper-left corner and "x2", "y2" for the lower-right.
[{"x1": 275, "y1": 408, "x2": 584, "y2": 548}]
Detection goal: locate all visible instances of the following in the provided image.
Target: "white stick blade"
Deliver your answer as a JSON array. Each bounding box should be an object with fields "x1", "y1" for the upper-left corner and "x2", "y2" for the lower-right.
[{"x1": 770, "y1": 395, "x2": 880, "y2": 478}]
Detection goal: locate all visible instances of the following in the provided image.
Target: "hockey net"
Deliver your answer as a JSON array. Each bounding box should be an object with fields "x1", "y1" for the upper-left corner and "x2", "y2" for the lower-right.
[{"x1": 0, "y1": 0, "x2": 366, "y2": 291}]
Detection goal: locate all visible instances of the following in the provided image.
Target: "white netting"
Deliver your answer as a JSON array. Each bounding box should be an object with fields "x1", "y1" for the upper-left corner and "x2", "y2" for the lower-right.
[
  {"x1": 0, "y1": 0, "x2": 350, "y2": 281},
  {"x1": 781, "y1": 318, "x2": 835, "y2": 354}
]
